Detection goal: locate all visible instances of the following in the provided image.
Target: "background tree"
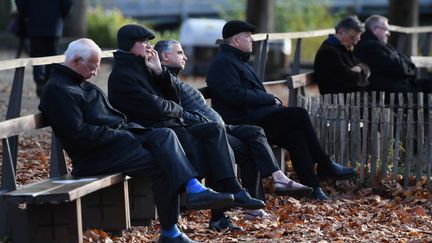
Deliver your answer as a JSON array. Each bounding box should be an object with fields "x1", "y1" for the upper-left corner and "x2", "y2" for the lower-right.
[
  {"x1": 389, "y1": 0, "x2": 419, "y2": 55},
  {"x1": 246, "y1": 0, "x2": 275, "y2": 33},
  {"x1": 64, "y1": 0, "x2": 87, "y2": 37},
  {"x1": 0, "y1": 0, "x2": 12, "y2": 32}
]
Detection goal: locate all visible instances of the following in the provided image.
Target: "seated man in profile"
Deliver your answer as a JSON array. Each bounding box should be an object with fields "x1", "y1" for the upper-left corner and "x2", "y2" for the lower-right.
[
  {"x1": 107, "y1": 25, "x2": 265, "y2": 213},
  {"x1": 206, "y1": 20, "x2": 357, "y2": 201},
  {"x1": 39, "y1": 38, "x2": 235, "y2": 243},
  {"x1": 354, "y1": 14, "x2": 431, "y2": 93},
  {"x1": 314, "y1": 15, "x2": 370, "y2": 94},
  {"x1": 154, "y1": 39, "x2": 313, "y2": 230}
]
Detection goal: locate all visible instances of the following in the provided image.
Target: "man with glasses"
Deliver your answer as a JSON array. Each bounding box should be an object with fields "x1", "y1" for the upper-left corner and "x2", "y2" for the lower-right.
[
  {"x1": 354, "y1": 15, "x2": 430, "y2": 93},
  {"x1": 314, "y1": 16, "x2": 370, "y2": 94}
]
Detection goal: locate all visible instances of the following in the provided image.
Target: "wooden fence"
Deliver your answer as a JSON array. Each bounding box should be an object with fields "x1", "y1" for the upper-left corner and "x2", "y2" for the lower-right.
[{"x1": 296, "y1": 92, "x2": 432, "y2": 186}]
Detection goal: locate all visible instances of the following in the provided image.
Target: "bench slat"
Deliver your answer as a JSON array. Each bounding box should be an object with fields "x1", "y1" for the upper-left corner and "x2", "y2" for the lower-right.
[
  {"x1": 1, "y1": 173, "x2": 127, "y2": 204},
  {"x1": 287, "y1": 72, "x2": 314, "y2": 89},
  {"x1": 0, "y1": 113, "x2": 48, "y2": 139}
]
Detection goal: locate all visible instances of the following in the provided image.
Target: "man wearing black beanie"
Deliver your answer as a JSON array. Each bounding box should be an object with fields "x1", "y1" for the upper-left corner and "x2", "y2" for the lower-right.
[{"x1": 206, "y1": 20, "x2": 357, "y2": 201}]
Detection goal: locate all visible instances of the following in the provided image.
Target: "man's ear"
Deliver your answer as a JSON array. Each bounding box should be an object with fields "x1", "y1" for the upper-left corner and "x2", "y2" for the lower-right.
[
  {"x1": 161, "y1": 51, "x2": 169, "y2": 62},
  {"x1": 71, "y1": 57, "x2": 81, "y2": 67}
]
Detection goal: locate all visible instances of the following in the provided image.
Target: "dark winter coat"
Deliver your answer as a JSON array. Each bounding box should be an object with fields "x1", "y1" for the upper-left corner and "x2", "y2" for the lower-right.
[
  {"x1": 166, "y1": 67, "x2": 225, "y2": 125},
  {"x1": 354, "y1": 29, "x2": 418, "y2": 93},
  {"x1": 39, "y1": 64, "x2": 151, "y2": 176},
  {"x1": 15, "y1": 0, "x2": 73, "y2": 37},
  {"x1": 314, "y1": 35, "x2": 369, "y2": 94},
  {"x1": 108, "y1": 51, "x2": 184, "y2": 128},
  {"x1": 206, "y1": 44, "x2": 283, "y2": 125}
]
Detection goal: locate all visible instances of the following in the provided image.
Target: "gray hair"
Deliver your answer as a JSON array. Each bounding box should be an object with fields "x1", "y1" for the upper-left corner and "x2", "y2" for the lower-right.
[
  {"x1": 365, "y1": 15, "x2": 388, "y2": 31},
  {"x1": 64, "y1": 38, "x2": 102, "y2": 64},
  {"x1": 154, "y1": 39, "x2": 180, "y2": 60}
]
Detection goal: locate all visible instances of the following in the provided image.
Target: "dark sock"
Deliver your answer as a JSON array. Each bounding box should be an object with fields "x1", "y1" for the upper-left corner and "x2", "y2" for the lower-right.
[
  {"x1": 211, "y1": 209, "x2": 225, "y2": 221},
  {"x1": 219, "y1": 177, "x2": 242, "y2": 194}
]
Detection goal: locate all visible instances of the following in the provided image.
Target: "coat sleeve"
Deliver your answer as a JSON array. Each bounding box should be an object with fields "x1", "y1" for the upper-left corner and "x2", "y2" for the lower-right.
[
  {"x1": 15, "y1": 0, "x2": 28, "y2": 16},
  {"x1": 207, "y1": 58, "x2": 276, "y2": 108},
  {"x1": 109, "y1": 69, "x2": 183, "y2": 122},
  {"x1": 355, "y1": 41, "x2": 416, "y2": 77},
  {"x1": 41, "y1": 84, "x2": 134, "y2": 151},
  {"x1": 315, "y1": 47, "x2": 368, "y2": 90}
]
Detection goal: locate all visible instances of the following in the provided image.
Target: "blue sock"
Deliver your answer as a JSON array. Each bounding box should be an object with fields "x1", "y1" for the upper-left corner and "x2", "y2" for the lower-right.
[
  {"x1": 185, "y1": 178, "x2": 207, "y2": 194},
  {"x1": 161, "y1": 224, "x2": 181, "y2": 238}
]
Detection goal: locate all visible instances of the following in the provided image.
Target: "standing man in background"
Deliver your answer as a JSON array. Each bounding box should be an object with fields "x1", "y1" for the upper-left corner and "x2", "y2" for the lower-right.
[{"x1": 15, "y1": 0, "x2": 73, "y2": 97}]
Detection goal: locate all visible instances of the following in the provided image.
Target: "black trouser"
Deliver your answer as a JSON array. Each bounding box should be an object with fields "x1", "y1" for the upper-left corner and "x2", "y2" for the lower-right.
[
  {"x1": 258, "y1": 107, "x2": 331, "y2": 188},
  {"x1": 171, "y1": 123, "x2": 237, "y2": 182},
  {"x1": 29, "y1": 36, "x2": 59, "y2": 85},
  {"x1": 225, "y1": 124, "x2": 279, "y2": 201},
  {"x1": 101, "y1": 128, "x2": 198, "y2": 229}
]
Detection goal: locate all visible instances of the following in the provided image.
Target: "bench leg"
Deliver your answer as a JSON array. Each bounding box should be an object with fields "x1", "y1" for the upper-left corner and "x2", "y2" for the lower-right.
[
  {"x1": 129, "y1": 177, "x2": 156, "y2": 226},
  {"x1": 0, "y1": 200, "x2": 29, "y2": 243},
  {"x1": 81, "y1": 181, "x2": 130, "y2": 235},
  {"x1": 272, "y1": 147, "x2": 286, "y2": 173},
  {"x1": 28, "y1": 199, "x2": 82, "y2": 243}
]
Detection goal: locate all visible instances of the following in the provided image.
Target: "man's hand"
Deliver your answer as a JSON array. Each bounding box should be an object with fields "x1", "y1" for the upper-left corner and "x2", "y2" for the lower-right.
[{"x1": 144, "y1": 48, "x2": 163, "y2": 75}]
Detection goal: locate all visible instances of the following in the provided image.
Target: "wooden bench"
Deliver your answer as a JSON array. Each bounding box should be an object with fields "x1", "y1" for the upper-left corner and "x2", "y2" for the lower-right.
[{"x1": 0, "y1": 113, "x2": 132, "y2": 243}]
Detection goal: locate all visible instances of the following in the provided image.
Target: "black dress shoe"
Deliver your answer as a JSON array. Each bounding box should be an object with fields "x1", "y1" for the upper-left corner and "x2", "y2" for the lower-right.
[
  {"x1": 233, "y1": 189, "x2": 265, "y2": 210},
  {"x1": 311, "y1": 187, "x2": 329, "y2": 201},
  {"x1": 317, "y1": 160, "x2": 356, "y2": 180},
  {"x1": 184, "y1": 189, "x2": 234, "y2": 210},
  {"x1": 158, "y1": 233, "x2": 197, "y2": 243},
  {"x1": 209, "y1": 215, "x2": 243, "y2": 232}
]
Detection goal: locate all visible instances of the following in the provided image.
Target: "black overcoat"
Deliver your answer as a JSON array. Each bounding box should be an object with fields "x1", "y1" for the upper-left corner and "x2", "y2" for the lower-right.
[
  {"x1": 314, "y1": 35, "x2": 369, "y2": 94},
  {"x1": 354, "y1": 30, "x2": 417, "y2": 92},
  {"x1": 39, "y1": 64, "x2": 152, "y2": 176},
  {"x1": 206, "y1": 44, "x2": 282, "y2": 125}
]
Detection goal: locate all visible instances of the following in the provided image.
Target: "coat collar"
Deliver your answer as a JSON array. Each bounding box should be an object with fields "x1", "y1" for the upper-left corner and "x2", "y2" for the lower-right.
[
  {"x1": 53, "y1": 64, "x2": 86, "y2": 84},
  {"x1": 220, "y1": 44, "x2": 251, "y2": 63},
  {"x1": 165, "y1": 66, "x2": 181, "y2": 77},
  {"x1": 360, "y1": 29, "x2": 380, "y2": 42}
]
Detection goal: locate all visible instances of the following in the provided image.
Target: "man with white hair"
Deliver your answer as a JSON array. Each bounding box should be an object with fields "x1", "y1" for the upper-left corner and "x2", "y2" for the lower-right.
[
  {"x1": 39, "y1": 38, "x2": 235, "y2": 243},
  {"x1": 354, "y1": 15, "x2": 430, "y2": 93}
]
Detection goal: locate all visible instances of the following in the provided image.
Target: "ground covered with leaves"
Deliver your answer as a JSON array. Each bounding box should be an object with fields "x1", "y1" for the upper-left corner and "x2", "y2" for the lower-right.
[{"x1": 2, "y1": 133, "x2": 432, "y2": 242}]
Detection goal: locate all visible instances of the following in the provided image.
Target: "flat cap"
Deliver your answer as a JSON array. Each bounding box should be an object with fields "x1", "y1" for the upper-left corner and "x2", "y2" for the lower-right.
[
  {"x1": 117, "y1": 24, "x2": 155, "y2": 51},
  {"x1": 222, "y1": 20, "x2": 256, "y2": 39}
]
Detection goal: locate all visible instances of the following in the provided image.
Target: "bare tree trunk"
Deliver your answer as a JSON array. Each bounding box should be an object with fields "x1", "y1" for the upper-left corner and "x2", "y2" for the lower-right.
[
  {"x1": 246, "y1": 0, "x2": 275, "y2": 33},
  {"x1": 389, "y1": 0, "x2": 419, "y2": 55},
  {"x1": 63, "y1": 0, "x2": 87, "y2": 37}
]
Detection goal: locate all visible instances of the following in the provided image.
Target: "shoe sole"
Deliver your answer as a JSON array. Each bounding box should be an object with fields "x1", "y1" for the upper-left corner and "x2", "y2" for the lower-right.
[
  {"x1": 234, "y1": 202, "x2": 265, "y2": 210},
  {"x1": 274, "y1": 188, "x2": 313, "y2": 198},
  {"x1": 185, "y1": 197, "x2": 234, "y2": 210},
  {"x1": 317, "y1": 173, "x2": 356, "y2": 181}
]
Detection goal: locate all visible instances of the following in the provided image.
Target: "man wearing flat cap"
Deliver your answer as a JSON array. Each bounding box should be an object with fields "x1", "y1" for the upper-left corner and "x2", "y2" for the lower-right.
[
  {"x1": 314, "y1": 15, "x2": 370, "y2": 94},
  {"x1": 206, "y1": 20, "x2": 357, "y2": 201},
  {"x1": 108, "y1": 24, "x2": 265, "y2": 242}
]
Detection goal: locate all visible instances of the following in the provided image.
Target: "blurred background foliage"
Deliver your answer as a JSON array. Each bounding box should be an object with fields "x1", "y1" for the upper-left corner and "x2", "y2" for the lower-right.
[{"x1": 87, "y1": 7, "x2": 179, "y2": 48}]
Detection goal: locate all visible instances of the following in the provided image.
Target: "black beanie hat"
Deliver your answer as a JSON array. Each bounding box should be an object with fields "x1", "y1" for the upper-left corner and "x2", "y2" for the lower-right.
[
  {"x1": 222, "y1": 20, "x2": 256, "y2": 39},
  {"x1": 117, "y1": 24, "x2": 155, "y2": 51}
]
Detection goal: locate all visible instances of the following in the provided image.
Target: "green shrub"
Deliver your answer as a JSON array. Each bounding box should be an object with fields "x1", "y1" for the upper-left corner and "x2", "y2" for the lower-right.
[{"x1": 87, "y1": 7, "x2": 137, "y2": 48}]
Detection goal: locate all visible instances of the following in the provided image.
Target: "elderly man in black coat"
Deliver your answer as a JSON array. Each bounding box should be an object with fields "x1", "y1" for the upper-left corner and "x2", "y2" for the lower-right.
[
  {"x1": 39, "y1": 38, "x2": 236, "y2": 243},
  {"x1": 15, "y1": 0, "x2": 73, "y2": 97},
  {"x1": 314, "y1": 16, "x2": 370, "y2": 94},
  {"x1": 206, "y1": 20, "x2": 357, "y2": 201},
  {"x1": 354, "y1": 15, "x2": 430, "y2": 93},
  {"x1": 107, "y1": 25, "x2": 265, "y2": 213}
]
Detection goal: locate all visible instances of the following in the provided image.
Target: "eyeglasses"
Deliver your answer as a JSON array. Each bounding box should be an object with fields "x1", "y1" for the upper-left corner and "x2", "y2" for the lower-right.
[
  {"x1": 79, "y1": 58, "x2": 100, "y2": 73},
  {"x1": 375, "y1": 26, "x2": 390, "y2": 32}
]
